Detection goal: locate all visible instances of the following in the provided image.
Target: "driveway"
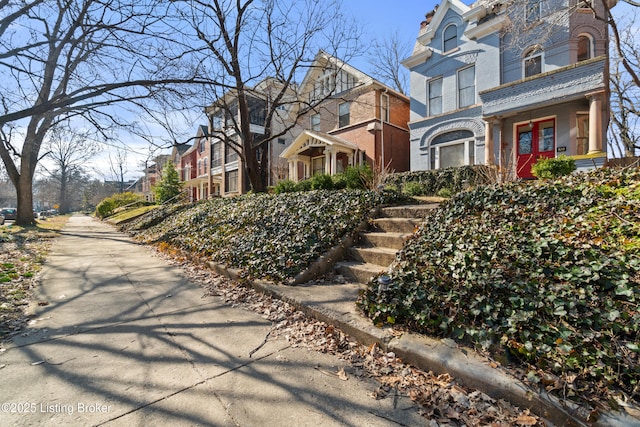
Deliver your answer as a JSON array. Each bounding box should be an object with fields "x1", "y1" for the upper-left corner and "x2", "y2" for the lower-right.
[{"x1": 0, "y1": 215, "x2": 424, "y2": 426}]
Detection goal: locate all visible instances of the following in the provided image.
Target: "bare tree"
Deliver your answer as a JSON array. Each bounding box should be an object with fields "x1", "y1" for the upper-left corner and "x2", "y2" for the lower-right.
[
  {"x1": 108, "y1": 148, "x2": 129, "y2": 193},
  {"x1": 0, "y1": 0, "x2": 208, "y2": 225},
  {"x1": 367, "y1": 32, "x2": 411, "y2": 95},
  {"x1": 40, "y1": 126, "x2": 101, "y2": 214},
  {"x1": 170, "y1": 0, "x2": 362, "y2": 193}
]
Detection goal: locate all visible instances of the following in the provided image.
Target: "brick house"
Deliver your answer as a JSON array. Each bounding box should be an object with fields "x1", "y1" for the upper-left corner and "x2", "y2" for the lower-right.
[
  {"x1": 141, "y1": 154, "x2": 170, "y2": 202},
  {"x1": 205, "y1": 79, "x2": 296, "y2": 196},
  {"x1": 179, "y1": 125, "x2": 212, "y2": 201},
  {"x1": 403, "y1": 0, "x2": 611, "y2": 178},
  {"x1": 280, "y1": 51, "x2": 410, "y2": 179}
]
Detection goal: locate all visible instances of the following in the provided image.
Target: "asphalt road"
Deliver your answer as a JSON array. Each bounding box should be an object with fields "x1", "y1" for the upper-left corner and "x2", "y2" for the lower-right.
[{"x1": 0, "y1": 215, "x2": 425, "y2": 426}]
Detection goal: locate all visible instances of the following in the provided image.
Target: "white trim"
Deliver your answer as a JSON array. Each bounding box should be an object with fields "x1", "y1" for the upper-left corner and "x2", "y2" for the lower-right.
[
  {"x1": 401, "y1": 49, "x2": 433, "y2": 69},
  {"x1": 457, "y1": 65, "x2": 476, "y2": 109},
  {"x1": 464, "y1": 14, "x2": 508, "y2": 40},
  {"x1": 522, "y1": 47, "x2": 544, "y2": 79},
  {"x1": 443, "y1": 23, "x2": 458, "y2": 53}
]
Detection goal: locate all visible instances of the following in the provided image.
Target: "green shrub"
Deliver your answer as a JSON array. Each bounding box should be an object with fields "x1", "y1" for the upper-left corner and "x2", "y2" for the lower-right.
[
  {"x1": 95, "y1": 192, "x2": 143, "y2": 218},
  {"x1": 296, "y1": 179, "x2": 312, "y2": 192},
  {"x1": 402, "y1": 181, "x2": 424, "y2": 196},
  {"x1": 310, "y1": 173, "x2": 334, "y2": 190},
  {"x1": 95, "y1": 199, "x2": 116, "y2": 219},
  {"x1": 436, "y1": 187, "x2": 452, "y2": 198},
  {"x1": 531, "y1": 155, "x2": 576, "y2": 179},
  {"x1": 273, "y1": 179, "x2": 299, "y2": 194},
  {"x1": 339, "y1": 165, "x2": 373, "y2": 190},
  {"x1": 384, "y1": 166, "x2": 491, "y2": 197}
]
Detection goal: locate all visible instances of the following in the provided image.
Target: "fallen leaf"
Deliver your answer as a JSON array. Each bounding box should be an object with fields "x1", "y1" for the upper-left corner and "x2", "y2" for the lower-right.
[
  {"x1": 337, "y1": 367, "x2": 348, "y2": 381},
  {"x1": 515, "y1": 414, "x2": 538, "y2": 425}
]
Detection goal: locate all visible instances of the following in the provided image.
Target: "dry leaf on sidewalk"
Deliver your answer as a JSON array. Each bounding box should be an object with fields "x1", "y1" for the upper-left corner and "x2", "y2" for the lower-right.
[{"x1": 337, "y1": 367, "x2": 348, "y2": 381}]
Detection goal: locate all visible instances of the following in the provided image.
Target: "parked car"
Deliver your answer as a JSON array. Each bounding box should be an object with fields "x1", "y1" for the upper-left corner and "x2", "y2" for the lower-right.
[{"x1": 1, "y1": 208, "x2": 16, "y2": 221}]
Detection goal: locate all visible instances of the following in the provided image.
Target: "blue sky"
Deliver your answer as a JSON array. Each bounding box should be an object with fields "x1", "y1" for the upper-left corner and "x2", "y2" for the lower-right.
[{"x1": 342, "y1": 1, "x2": 440, "y2": 70}]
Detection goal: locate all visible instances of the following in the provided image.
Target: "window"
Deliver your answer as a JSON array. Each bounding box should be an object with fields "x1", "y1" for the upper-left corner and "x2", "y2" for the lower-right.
[
  {"x1": 457, "y1": 66, "x2": 475, "y2": 108},
  {"x1": 212, "y1": 142, "x2": 222, "y2": 168},
  {"x1": 443, "y1": 24, "x2": 458, "y2": 52},
  {"x1": 225, "y1": 169, "x2": 238, "y2": 193},
  {"x1": 523, "y1": 48, "x2": 543, "y2": 77},
  {"x1": 428, "y1": 78, "x2": 442, "y2": 116},
  {"x1": 576, "y1": 113, "x2": 589, "y2": 154},
  {"x1": 526, "y1": 0, "x2": 541, "y2": 22},
  {"x1": 380, "y1": 93, "x2": 389, "y2": 122},
  {"x1": 312, "y1": 156, "x2": 325, "y2": 176},
  {"x1": 199, "y1": 140, "x2": 206, "y2": 153},
  {"x1": 338, "y1": 102, "x2": 350, "y2": 128},
  {"x1": 577, "y1": 35, "x2": 592, "y2": 62},
  {"x1": 203, "y1": 158, "x2": 208, "y2": 174},
  {"x1": 225, "y1": 144, "x2": 238, "y2": 163},
  {"x1": 278, "y1": 138, "x2": 286, "y2": 145},
  {"x1": 538, "y1": 119, "x2": 555, "y2": 152},
  {"x1": 311, "y1": 114, "x2": 321, "y2": 131},
  {"x1": 429, "y1": 130, "x2": 475, "y2": 170}
]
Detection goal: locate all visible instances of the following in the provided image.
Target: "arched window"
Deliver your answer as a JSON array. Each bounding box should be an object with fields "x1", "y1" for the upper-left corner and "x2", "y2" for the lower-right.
[
  {"x1": 577, "y1": 34, "x2": 593, "y2": 61},
  {"x1": 443, "y1": 24, "x2": 457, "y2": 52},
  {"x1": 523, "y1": 47, "x2": 543, "y2": 78},
  {"x1": 429, "y1": 130, "x2": 475, "y2": 170}
]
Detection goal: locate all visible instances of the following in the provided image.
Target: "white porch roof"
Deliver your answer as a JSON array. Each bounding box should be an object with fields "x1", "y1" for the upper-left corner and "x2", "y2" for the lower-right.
[{"x1": 280, "y1": 130, "x2": 359, "y2": 159}]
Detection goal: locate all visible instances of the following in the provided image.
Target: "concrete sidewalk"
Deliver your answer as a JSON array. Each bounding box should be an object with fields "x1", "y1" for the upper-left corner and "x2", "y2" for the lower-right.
[{"x1": 0, "y1": 216, "x2": 425, "y2": 426}]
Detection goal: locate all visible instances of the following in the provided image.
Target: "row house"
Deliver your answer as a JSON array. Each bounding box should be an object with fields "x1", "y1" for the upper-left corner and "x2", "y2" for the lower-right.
[
  {"x1": 160, "y1": 54, "x2": 410, "y2": 200},
  {"x1": 140, "y1": 154, "x2": 170, "y2": 202},
  {"x1": 180, "y1": 125, "x2": 211, "y2": 201},
  {"x1": 280, "y1": 51, "x2": 410, "y2": 179},
  {"x1": 403, "y1": 0, "x2": 612, "y2": 178},
  {"x1": 204, "y1": 79, "x2": 295, "y2": 197}
]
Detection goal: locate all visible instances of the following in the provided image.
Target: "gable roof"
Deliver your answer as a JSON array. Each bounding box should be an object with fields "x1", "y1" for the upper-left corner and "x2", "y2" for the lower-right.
[
  {"x1": 417, "y1": 0, "x2": 471, "y2": 46},
  {"x1": 296, "y1": 50, "x2": 372, "y2": 99},
  {"x1": 280, "y1": 129, "x2": 358, "y2": 159}
]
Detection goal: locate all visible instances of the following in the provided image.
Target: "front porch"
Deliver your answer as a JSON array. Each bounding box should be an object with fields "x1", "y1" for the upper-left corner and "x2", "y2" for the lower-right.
[
  {"x1": 280, "y1": 130, "x2": 364, "y2": 181},
  {"x1": 480, "y1": 57, "x2": 608, "y2": 178}
]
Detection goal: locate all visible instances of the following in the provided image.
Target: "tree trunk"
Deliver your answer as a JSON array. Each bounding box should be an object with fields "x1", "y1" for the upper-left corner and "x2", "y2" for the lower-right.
[{"x1": 16, "y1": 173, "x2": 36, "y2": 226}]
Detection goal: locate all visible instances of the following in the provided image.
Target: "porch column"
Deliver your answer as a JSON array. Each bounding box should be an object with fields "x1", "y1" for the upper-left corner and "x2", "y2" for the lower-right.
[
  {"x1": 304, "y1": 160, "x2": 310, "y2": 179},
  {"x1": 484, "y1": 120, "x2": 495, "y2": 165},
  {"x1": 587, "y1": 91, "x2": 604, "y2": 154},
  {"x1": 324, "y1": 147, "x2": 335, "y2": 175},
  {"x1": 288, "y1": 158, "x2": 298, "y2": 181},
  {"x1": 330, "y1": 149, "x2": 337, "y2": 175}
]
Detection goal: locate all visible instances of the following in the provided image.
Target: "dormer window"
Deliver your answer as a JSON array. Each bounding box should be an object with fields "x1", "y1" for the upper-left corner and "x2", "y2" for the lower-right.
[
  {"x1": 443, "y1": 24, "x2": 457, "y2": 52},
  {"x1": 523, "y1": 47, "x2": 543, "y2": 77}
]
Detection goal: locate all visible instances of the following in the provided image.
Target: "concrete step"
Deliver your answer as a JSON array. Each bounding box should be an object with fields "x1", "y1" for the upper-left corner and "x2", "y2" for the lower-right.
[
  {"x1": 373, "y1": 217, "x2": 422, "y2": 234},
  {"x1": 360, "y1": 232, "x2": 408, "y2": 250},
  {"x1": 335, "y1": 261, "x2": 386, "y2": 285},
  {"x1": 380, "y1": 204, "x2": 439, "y2": 219},
  {"x1": 348, "y1": 246, "x2": 398, "y2": 267}
]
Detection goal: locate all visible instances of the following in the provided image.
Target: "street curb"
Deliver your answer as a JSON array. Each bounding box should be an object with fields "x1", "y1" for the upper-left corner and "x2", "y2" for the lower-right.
[{"x1": 203, "y1": 260, "x2": 638, "y2": 427}]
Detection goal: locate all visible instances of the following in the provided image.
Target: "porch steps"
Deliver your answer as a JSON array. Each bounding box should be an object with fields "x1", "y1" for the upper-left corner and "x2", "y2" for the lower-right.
[{"x1": 335, "y1": 203, "x2": 439, "y2": 285}]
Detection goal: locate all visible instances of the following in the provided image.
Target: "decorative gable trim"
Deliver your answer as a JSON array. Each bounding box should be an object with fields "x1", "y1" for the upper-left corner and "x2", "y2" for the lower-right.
[
  {"x1": 401, "y1": 49, "x2": 433, "y2": 69},
  {"x1": 416, "y1": 0, "x2": 470, "y2": 46},
  {"x1": 464, "y1": 14, "x2": 508, "y2": 40}
]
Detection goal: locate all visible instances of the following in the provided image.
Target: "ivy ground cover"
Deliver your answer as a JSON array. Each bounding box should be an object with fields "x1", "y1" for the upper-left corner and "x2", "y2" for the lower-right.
[
  {"x1": 359, "y1": 167, "x2": 640, "y2": 410},
  {"x1": 126, "y1": 190, "x2": 380, "y2": 283}
]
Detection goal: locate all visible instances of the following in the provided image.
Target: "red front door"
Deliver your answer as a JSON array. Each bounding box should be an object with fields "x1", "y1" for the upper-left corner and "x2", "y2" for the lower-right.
[{"x1": 516, "y1": 118, "x2": 556, "y2": 179}]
